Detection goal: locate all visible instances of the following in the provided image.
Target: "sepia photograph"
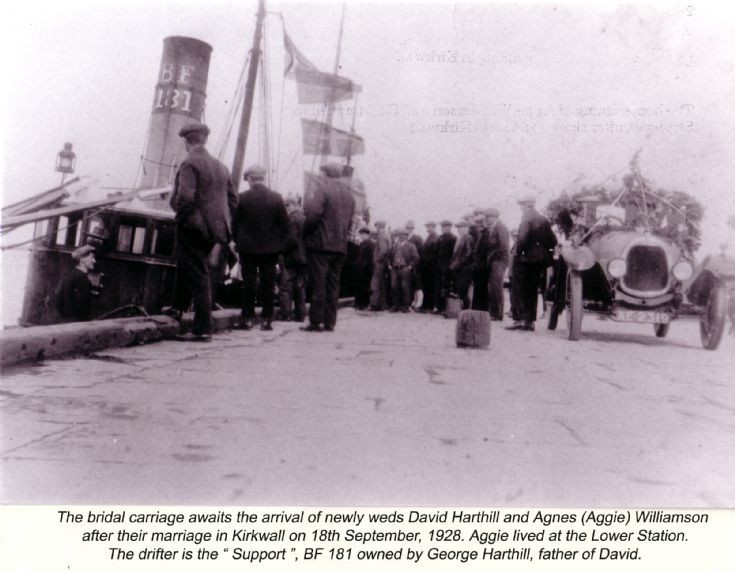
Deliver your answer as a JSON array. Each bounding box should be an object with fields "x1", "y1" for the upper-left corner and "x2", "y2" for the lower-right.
[{"x1": 1, "y1": 0, "x2": 735, "y2": 516}]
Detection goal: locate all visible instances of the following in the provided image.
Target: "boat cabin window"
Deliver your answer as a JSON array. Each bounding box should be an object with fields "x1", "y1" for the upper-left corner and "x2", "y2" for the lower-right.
[
  {"x1": 116, "y1": 219, "x2": 147, "y2": 254},
  {"x1": 33, "y1": 220, "x2": 48, "y2": 240},
  {"x1": 54, "y1": 213, "x2": 83, "y2": 247},
  {"x1": 150, "y1": 221, "x2": 175, "y2": 258}
]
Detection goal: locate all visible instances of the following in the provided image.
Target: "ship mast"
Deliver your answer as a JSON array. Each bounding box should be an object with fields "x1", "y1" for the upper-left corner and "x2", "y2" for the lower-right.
[
  {"x1": 231, "y1": 0, "x2": 266, "y2": 189},
  {"x1": 318, "y1": 3, "x2": 347, "y2": 169}
]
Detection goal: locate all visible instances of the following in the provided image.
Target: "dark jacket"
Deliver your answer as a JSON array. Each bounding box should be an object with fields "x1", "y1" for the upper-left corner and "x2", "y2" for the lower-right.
[
  {"x1": 408, "y1": 234, "x2": 423, "y2": 256},
  {"x1": 233, "y1": 183, "x2": 289, "y2": 255},
  {"x1": 487, "y1": 220, "x2": 511, "y2": 265},
  {"x1": 170, "y1": 146, "x2": 237, "y2": 245},
  {"x1": 390, "y1": 240, "x2": 419, "y2": 269},
  {"x1": 372, "y1": 232, "x2": 391, "y2": 264},
  {"x1": 303, "y1": 178, "x2": 356, "y2": 254},
  {"x1": 356, "y1": 238, "x2": 375, "y2": 271},
  {"x1": 436, "y1": 231, "x2": 457, "y2": 271},
  {"x1": 57, "y1": 268, "x2": 92, "y2": 321},
  {"x1": 450, "y1": 233, "x2": 475, "y2": 271},
  {"x1": 282, "y1": 209, "x2": 307, "y2": 267},
  {"x1": 516, "y1": 208, "x2": 557, "y2": 265},
  {"x1": 471, "y1": 227, "x2": 491, "y2": 270},
  {"x1": 420, "y1": 232, "x2": 439, "y2": 269}
]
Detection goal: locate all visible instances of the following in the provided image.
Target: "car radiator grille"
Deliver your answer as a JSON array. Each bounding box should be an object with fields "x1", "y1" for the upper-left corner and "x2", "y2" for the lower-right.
[{"x1": 623, "y1": 245, "x2": 669, "y2": 291}]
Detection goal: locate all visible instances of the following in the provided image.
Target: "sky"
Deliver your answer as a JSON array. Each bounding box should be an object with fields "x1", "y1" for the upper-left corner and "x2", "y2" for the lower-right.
[{"x1": 2, "y1": 0, "x2": 735, "y2": 250}]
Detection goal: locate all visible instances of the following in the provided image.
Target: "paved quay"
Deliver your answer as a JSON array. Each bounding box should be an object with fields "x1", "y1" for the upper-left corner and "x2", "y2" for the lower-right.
[{"x1": 1, "y1": 309, "x2": 734, "y2": 507}]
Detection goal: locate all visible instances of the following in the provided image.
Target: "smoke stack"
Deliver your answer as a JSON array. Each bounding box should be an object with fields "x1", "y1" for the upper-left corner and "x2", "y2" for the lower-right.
[{"x1": 138, "y1": 36, "x2": 212, "y2": 206}]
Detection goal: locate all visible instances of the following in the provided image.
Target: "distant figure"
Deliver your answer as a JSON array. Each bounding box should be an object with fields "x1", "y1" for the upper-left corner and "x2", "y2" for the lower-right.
[
  {"x1": 485, "y1": 208, "x2": 510, "y2": 321},
  {"x1": 169, "y1": 122, "x2": 237, "y2": 342},
  {"x1": 233, "y1": 164, "x2": 289, "y2": 331},
  {"x1": 405, "y1": 220, "x2": 424, "y2": 307},
  {"x1": 278, "y1": 196, "x2": 307, "y2": 322},
  {"x1": 389, "y1": 227, "x2": 420, "y2": 313},
  {"x1": 449, "y1": 220, "x2": 474, "y2": 310},
  {"x1": 369, "y1": 220, "x2": 391, "y2": 311},
  {"x1": 419, "y1": 221, "x2": 439, "y2": 312},
  {"x1": 302, "y1": 162, "x2": 356, "y2": 332},
  {"x1": 58, "y1": 245, "x2": 96, "y2": 322},
  {"x1": 507, "y1": 195, "x2": 557, "y2": 331},
  {"x1": 353, "y1": 227, "x2": 375, "y2": 310},
  {"x1": 435, "y1": 219, "x2": 457, "y2": 314},
  {"x1": 471, "y1": 213, "x2": 491, "y2": 311}
]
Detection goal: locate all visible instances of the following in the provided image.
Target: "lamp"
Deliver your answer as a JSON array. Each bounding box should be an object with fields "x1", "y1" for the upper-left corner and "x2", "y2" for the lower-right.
[{"x1": 55, "y1": 142, "x2": 76, "y2": 183}]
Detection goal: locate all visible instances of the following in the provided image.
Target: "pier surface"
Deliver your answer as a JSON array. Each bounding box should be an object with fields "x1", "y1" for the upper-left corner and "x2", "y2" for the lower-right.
[{"x1": 1, "y1": 309, "x2": 734, "y2": 507}]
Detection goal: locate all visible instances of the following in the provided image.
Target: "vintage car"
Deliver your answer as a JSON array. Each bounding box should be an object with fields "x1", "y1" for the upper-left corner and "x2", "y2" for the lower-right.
[{"x1": 545, "y1": 169, "x2": 733, "y2": 350}]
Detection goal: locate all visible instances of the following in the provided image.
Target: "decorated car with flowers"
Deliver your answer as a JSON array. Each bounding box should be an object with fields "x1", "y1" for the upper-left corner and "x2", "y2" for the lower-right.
[{"x1": 544, "y1": 153, "x2": 733, "y2": 350}]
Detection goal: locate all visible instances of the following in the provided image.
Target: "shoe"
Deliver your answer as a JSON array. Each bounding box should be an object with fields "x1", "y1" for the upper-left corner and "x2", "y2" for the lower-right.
[
  {"x1": 369, "y1": 306, "x2": 383, "y2": 312},
  {"x1": 233, "y1": 319, "x2": 252, "y2": 331},
  {"x1": 401, "y1": 308, "x2": 410, "y2": 313},
  {"x1": 505, "y1": 321, "x2": 526, "y2": 331},
  {"x1": 389, "y1": 307, "x2": 399, "y2": 313},
  {"x1": 522, "y1": 321, "x2": 535, "y2": 331},
  {"x1": 175, "y1": 332, "x2": 212, "y2": 343},
  {"x1": 260, "y1": 320, "x2": 273, "y2": 331},
  {"x1": 490, "y1": 316, "x2": 503, "y2": 322},
  {"x1": 300, "y1": 323, "x2": 322, "y2": 332},
  {"x1": 323, "y1": 324, "x2": 334, "y2": 332}
]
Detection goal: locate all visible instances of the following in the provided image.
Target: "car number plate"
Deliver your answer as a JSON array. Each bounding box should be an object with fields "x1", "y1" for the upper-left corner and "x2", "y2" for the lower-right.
[{"x1": 613, "y1": 310, "x2": 670, "y2": 324}]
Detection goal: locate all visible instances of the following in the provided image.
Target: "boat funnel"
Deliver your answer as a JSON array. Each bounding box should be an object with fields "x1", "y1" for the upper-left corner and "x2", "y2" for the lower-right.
[{"x1": 138, "y1": 36, "x2": 212, "y2": 207}]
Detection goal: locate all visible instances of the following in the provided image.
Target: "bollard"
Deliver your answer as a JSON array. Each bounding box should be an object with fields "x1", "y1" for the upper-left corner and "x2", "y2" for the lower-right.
[{"x1": 455, "y1": 309, "x2": 491, "y2": 348}]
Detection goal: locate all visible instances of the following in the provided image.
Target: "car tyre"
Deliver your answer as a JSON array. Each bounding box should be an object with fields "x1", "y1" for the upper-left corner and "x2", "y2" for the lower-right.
[{"x1": 700, "y1": 282, "x2": 726, "y2": 350}]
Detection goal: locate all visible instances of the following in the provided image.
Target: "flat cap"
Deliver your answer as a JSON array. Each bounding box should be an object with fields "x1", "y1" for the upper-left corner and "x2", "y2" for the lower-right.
[
  {"x1": 517, "y1": 194, "x2": 537, "y2": 204},
  {"x1": 320, "y1": 162, "x2": 344, "y2": 178},
  {"x1": 178, "y1": 122, "x2": 210, "y2": 138},
  {"x1": 397, "y1": 227, "x2": 410, "y2": 235},
  {"x1": 374, "y1": 220, "x2": 387, "y2": 228},
  {"x1": 486, "y1": 208, "x2": 500, "y2": 217},
  {"x1": 71, "y1": 245, "x2": 95, "y2": 261},
  {"x1": 455, "y1": 220, "x2": 468, "y2": 227},
  {"x1": 405, "y1": 220, "x2": 415, "y2": 229},
  {"x1": 243, "y1": 164, "x2": 266, "y2": 178},
  {"x1": 358, "y1": 227, "x2": 371, "y2": 235},
  {"x1": 439, "y1": 219, "x2": 453, "y2": 226},
  {"x1": 425, "y1": 221, "x2": 437, "y2": 227}
]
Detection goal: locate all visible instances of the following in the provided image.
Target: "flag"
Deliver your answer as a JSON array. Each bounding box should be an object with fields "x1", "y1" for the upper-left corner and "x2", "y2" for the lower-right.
[
  {"x1": 301, "y1": 119, "x2": 365, "y2": 157},
  {"x1": 284, "y1": 29, "x2": 358, "y2": 104}
]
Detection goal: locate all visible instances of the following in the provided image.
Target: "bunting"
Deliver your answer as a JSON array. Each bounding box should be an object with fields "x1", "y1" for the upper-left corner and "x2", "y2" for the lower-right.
[{"x1": 301, "y1": 119, "x2": 365, "y2": 157}]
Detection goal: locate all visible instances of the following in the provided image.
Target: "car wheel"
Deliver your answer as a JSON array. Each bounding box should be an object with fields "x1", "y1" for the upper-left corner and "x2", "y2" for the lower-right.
[
  {"x1": 700, "y1": 283, "x2": 726, "y2": 350},
  {"x1": 653, "y1": 322, "x2": 670, "y2": 338},
  {"x1": 566, "y1": 270, "x2": 583, "y2": 341}
]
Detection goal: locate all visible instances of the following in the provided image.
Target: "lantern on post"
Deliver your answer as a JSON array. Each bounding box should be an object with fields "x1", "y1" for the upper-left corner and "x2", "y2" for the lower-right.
[{"x1": 55, "y1": 142, "x2": 76, "y2": 184}]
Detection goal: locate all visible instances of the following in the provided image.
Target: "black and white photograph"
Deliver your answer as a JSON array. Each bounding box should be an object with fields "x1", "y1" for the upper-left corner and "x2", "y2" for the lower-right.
[{"x1": 1, "y1": 0, "x2": 734, "y2": 564}]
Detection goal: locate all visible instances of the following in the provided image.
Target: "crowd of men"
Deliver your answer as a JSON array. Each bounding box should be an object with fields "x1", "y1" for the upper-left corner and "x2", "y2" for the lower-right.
[
  {"x1": 351, "y1": 198, "x2": 557, "y2": 332},
  {"x1": 61, "y1": 120, "x2": 557, "y2": 339}
]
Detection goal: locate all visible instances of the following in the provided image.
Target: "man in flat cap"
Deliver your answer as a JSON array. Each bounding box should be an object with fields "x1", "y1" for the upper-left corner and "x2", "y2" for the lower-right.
[
  {"x1": 369, "y1": 220, "x2": 391, "y2": 311},
  {"x1": 485, "y1": 208, "x2": 511, "y2": 321},
  {"x1": 449, "y1": 220, "x2": 474, "y2": 310},
  {"x1": 435, "y1": 220, "x2": 457, "y2": 314},
  {"x1": 169, "y1": 121, "x2": 237, "y2": 341},
  {"x1": 301, "y1": 162, "x2": 356, "y2": 331},
  {"x1": 418, "y1": 221, "x2": 439, "y2": 312},
  {"x1": 233, "y1": 164, "x2": 289, "y2": 331},
  {"x1": 57, "y1": 245, "x2": 97, "y2": 322},
  {"x1": 507, "y1": 195, "x2": 557, "y2": 331},
  {"x1": 389, "y1": 227, "x2": 420, "y2": 313},
  {"x1": 353, "y1": 227, "x2": 375, "y2": 310}
]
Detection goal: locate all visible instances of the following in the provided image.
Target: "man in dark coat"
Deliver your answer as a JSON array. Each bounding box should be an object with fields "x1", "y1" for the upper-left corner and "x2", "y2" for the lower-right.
[
  {"x1": 369, "y1": 220, "x2": 391, "y2": 311},
  {"x1": 405, "y1": 220, "x2": 424, "y2": 307},
  {"x1": 233, "y1": 164, "x2": 289, "y2": 330},
  {"x1": 435, "y1": 220, "x2": 457, "y2": 313},
  {"x1": 507, "y1": 195, "x2": 557, "y2": 331},
  {"x1": 470, "y1": 214, "x2": 491, "y2": 311},
  {"x1": 57, "y1": 245, "x2": 96, "y2": 322},
  {"x1": 449, "y1": 220, "x2": 474, "y2": 310},
  {"x1": 278, "y1": 196, "x2": 308, "y2": 322},
  {"x1": 353, "y1": 227, "x2": 375, "y2": 310},
  {"x1": 302, "y1": 162, "x2": 356, "y2": 332},
  {"x1": 169, "y1": 122, "x2": 237, "y2": 341},
  {"x1": 419, "y1": 221, "x2": 439, "y2": 312},
  {"x1": 389, "y1": 227, "x2": 420, "y2": 312},
  {"x1": 484, "y1": 208, "x2": 511, "y2": 321}
]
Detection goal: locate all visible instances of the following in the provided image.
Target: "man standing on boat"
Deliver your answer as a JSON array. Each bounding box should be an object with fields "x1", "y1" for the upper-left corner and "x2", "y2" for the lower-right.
[
  {"x1": 302, "y1": 162, "x2": 356, "y2": 332},
  {"x1": 233, "y1": 165, "x2": 289, "y2": 331},
  {"x1": 169, "y1": 122, "x2": 237, "y2": 342},
  {"x1": 57, "y1": 245, "x2": 97, "y2": 322}
]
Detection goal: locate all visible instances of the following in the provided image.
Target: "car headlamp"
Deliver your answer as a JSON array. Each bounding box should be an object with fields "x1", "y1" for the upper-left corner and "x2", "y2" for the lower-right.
[
  {"x1": 672, "y1": 260, "x2": 693, "y2": 281},
  {"x1": 607, "y1": 258, "x2": 627, "y2": 278}
]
